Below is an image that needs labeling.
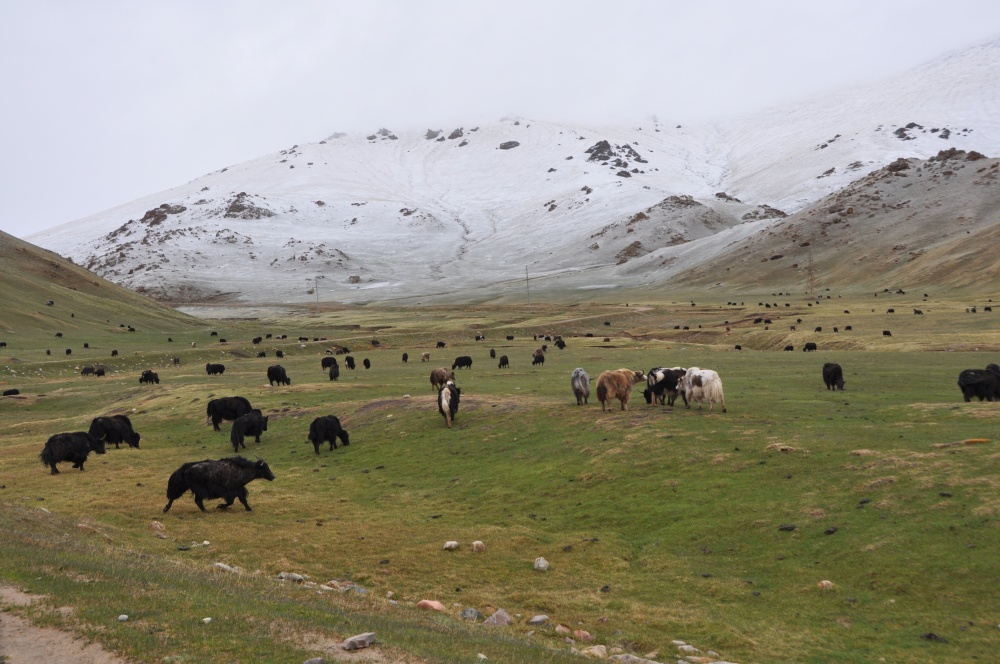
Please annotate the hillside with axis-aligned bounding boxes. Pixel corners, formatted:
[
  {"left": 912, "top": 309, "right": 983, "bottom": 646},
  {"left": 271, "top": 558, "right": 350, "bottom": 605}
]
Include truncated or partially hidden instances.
[
  {"left": 27, "top": 38, "right": 1000, "bottom": 305},
  {"left": 0, "top": 230, "right": 200, "bottom": 337}
]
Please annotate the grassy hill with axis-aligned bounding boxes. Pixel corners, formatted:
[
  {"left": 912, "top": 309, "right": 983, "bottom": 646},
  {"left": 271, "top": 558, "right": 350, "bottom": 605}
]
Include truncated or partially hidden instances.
[{"left": 1, "top": 294, "right": 998, "bottom": 662}]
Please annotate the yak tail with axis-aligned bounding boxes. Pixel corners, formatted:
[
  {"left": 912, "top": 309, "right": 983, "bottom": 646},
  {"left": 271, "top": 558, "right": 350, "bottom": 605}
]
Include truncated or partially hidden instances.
[
  {"left": 165, "top": 465, "right": 192, "bottom": 501},
  {"left": 596, "top": 383, "right": 609, "bottom": 404},
  {"left": 39, "top": 447, "right": 53, "bottom": 467},
  {"left": 230, "top": 425, "right": 242, "bottom": 448}
]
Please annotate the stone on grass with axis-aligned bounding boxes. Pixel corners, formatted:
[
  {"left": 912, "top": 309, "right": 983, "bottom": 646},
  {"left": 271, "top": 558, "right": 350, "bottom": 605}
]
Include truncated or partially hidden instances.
[
  {"left": 472, "top": 540, "right": 486, "bottom": 552},
  {"left": 277, "top": 571, "right": 305, "bottom": 582},
  {"left": 202, "top": 617, "right": 212, "bottom": 624},
  {"left": 444, "top": 540, "right": 460, "bottom": 550},
  {"left": 610, "top": 656, "right": 662, "bottom": 664},
  {"left": 534, "top": 557, "right": 550, "bottom": 571},
  {"left": 460, "top": 607, "right": 483, "bottom": 622},
  {"left": 555, "top": 624, "right": 572, "bottom": 635},
  {"left": 212, "top": 562, "right": 239, "bottom": 574},
  {"left": 303, "top": 659, "right": 326, "bottom": 664},
  {"left": 417, "top": 599, "right": 445, "bottom": 611},
  {"left": 818, "top": 579, "right": 835, "bottom": 590},
  {"left": 483, "top": 608, "right": 511, "bottom": 626},
  {"left": 678, "top": 644, "right": 701, "bottom": 654},
  {"left": 528, "top": 614, "right": 549, "bottom": 625},
  {"left": 341, "top": 632, "right": 377, "bottom": 650},
  {"left": 581, "top": 645, "right": 608, "bottom": 658},
  {"left": 574, "top": 629, "right": 593, "bottom": 642},
  {"left": 117, "top": 614, "right": 128, "bottom": 622}
]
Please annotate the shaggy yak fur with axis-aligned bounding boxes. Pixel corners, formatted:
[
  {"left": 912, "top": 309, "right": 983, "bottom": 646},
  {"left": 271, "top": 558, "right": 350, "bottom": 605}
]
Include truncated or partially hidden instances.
[
  {"left": 498, "top": 355, "right": 509, "bottom": 369},
  {"left": 328, "top": 361, "right": 340, "bottom": 381},
  {"left": 307, "top": 415, "right": 350, "bottom": 454},
  {"left": 823, "top": 363, "right": 845, "bottom": 391},
  {"left": 139, "top": 370, "right": 159, "bottom": 384},
  {"left": 595, "top": 368, "right": 646, "bottom": 411},
  {"left": 231, "top": 409, "right": 268, "bottom": 452},
  {"left": 430, "top": 367, "right": 455, "bottom": 390},
  {"left": 163, "top": 456, "right": 275, "bottom": 513},
  {"left": 207, "top": 396, "right": 253, "bottom": 431},
  {"left": 679, "top": 367, "right": 727, "bottom": 413},
  {"left": 40, "top": 432, "right": 106, "bottom": 474},
  {"left": 643, "top": 367, "right": 687, "bottom": 407},
  {"left": 205, "top": 362, "right": 226, "bottom": 375},
  {"left": 957, "top": 364, "right": 1000, "bottom": 402},
  {"left": 88, "top": 414, "right": 141, "bottom": 449},
  {"left": 570, "top": 368, "right": 590, "bottom": 405},
  {"left": 438, "top": 380, "right": 460, "bottom": 428},
  {"left": 267, "top": 365, "right": 291, "bottom": 386}
]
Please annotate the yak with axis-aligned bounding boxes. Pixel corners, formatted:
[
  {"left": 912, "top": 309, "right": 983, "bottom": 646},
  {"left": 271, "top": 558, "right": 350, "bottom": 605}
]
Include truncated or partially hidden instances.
[
  {"left": 207, "top": 396, "right": 253, "bottom": 431},
  {"left": 231, "top": 409, "right": 268, "bottom": 452},
  {"left": 206, "top": 362, "right": 226, "bottom": 376},
  {"left": 139, "top": 370, "right": 159, "bottom": 384},
  {"left": 328, "top": 360, "right": 340, "bottom": 381},
  {"left": 321, "top": 356, "right": 336, "bottom": 369},
  {"left": 267, "top": 365, "right": 291, "bottom": 386},
  {"left": 678, "top": 367, "right": 727, "bottom": 413},
  {"left": 570, "top": 368, "right": 590, "bottom": 405},
  {"left": 958, "top": 364, "right": 1000, "bottom": 402},
  {"left": 643, "top": 367, "right": 687, "bottom": 407},
  {"left": 88, "top": 415, "right": 141, "bottom": 449},
  {"left": 345, "top": 356, "right": 356, "bottom": 370},
  {"left": 40, "top": 431, "right": 106, "bottom": 474},
  {"left": 402, "top": 352, "right": 409, "bottom": 363},
  {"left": 307, "top": 415, "right": 350, "bottom": 454},
  {"left": 596, "top": 368, "right": 646, "bottom": 411},
  {"left": 3, "top": 388, "right": 20, "bottom": 396},
  {"left": 532, "top": 349, "right": 545, "bottom": 366},
  {"left": 452, "top": 356, "right": 473, "bottom": 370},
  {"left": 430, "top": 367, "right": 455, "bottom": 390},
  {"left": 498, "top": 355, "right": 509, "bottom": 369},
  {"left": 163, "top": 456, "right": 275, "bottom": 513},
  {"left": 363, "top": 358, "right": 371, "bottom": 370},
  {"left": 823, "top": 363, "right": 845, "bottom": 391},
  {"left": 803, "top": 342, "right": 818, "bottom": 352},
  {"left": 438, "top": 380, "right": 460, "bottom": 428}
]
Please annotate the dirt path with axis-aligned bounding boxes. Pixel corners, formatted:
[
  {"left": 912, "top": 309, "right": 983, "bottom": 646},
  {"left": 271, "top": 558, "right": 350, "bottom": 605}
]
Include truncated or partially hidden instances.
[{"left": 0, "top": 586, "right": 130, "bottom": 664}]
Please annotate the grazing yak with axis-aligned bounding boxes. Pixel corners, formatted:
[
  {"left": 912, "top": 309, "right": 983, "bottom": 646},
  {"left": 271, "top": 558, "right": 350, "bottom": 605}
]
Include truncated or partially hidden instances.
[
  {"left": 328, "top": 360, "right": 340, "bottom": 381},
  {"left": 363, "top": 358, "right": 371, "bottom": 370},
  {"left": 532, "top": 349, "right": 545, "bottom": 366},
  {"left": 231, "top": 409, "right": 268, "bottom": 452},
  {"left": 506, "top": 335, "right": 514, "bottom": 341},
  {"left": 823, "top": 363, "right": 846, "bottom": 391},
  {"left": 40, "top": 432, "right": 106, "bottom": 474},
  {"left": 139, "top": 370, "right": 159, "bottom": 384},
  {"left": 88, "top": 415, "right": 141, "bottom": 449},
  {"left": 490, "top": 348, "right": 496, "bottom": 359},
  {"left": 438, "top": 380, "right": 460, "bottom": 428},
  {"left": 803, "top": 342, "right": 818, "bottom": 352},
  {"left": 307, "top": 415, "right": 350, "bottom": 454},
  {"left": 643, "top": 367, "right": 687, "bottom": 407},
  {"left": 275, "top": 350, "right": 284, "bottom": 359},
  {"left": 206, "top": 362, "right": 226, "bottom": 375},
  {"left": 402, "top": 352, "right": 409, "bottom": 363},
  {"left": 883, "top": 330, "right": 892, "bottom": 337},
  {"left": 430, "top": 367, "right": 455, "bottom": 390},
  {"left": 596, "top": 368, "right": 646, "bottom": 411},
  {"left": 957, "top": 364, "right": 1000, "bottom": 402},
  {"left": 345, "top": 356, "right": 356, "bottom": 370},
  {"left": 3, "top": 388, "right": 20, "bottom": 396},
  {"left": 321, "top": 356, "right": 336, "bottom": 369},
  {"left": 498, "top": 355, "right": 509, "bottom": 369},
  {"left": 267, "top": 365, "right": 291, "bottom": 386},
  {"left": 678, "top": 367, "right": 727, "bottom": 413},
  {"left": 421, "top": 352, "right": 430, "bottom": 362},
  {"left": 452, "top": 356, "right": 473, "bottom": 370},
  {"left": 81, "top": 366, "right": 96, "bottom": 376},
  {"left": 163, "top": 456, "right": 275, "bottom": 513},
  {"left": 207, "top": 396, "right": 254, "bottom": 431},
  {"left": 570, "top": 368, "right": 590, "bottom": 405},
  {"left": 436, "top": 341, "right": 446, "bottom": 348}
]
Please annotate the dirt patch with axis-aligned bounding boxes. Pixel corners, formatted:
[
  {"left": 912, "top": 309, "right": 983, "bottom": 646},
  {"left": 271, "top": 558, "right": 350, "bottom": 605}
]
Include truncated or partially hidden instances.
[{"left": 0, "top": 585, "right": 129, "bottom": 664}]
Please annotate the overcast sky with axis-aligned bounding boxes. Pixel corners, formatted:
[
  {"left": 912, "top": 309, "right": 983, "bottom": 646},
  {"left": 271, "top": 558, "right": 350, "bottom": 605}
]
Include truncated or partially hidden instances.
[{"left": 1, "top": 0, "right": 998, "bottom": 239}]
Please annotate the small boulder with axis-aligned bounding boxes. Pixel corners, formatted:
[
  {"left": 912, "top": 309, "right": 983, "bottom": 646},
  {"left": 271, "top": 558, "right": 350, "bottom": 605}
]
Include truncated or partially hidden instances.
[
  {"left": 574, "top": 629, "right": 593, "bottom": 642},
  {"left": 483, "top": 608, "right": 511, "bottom": 626},
  {"left": 443, "top": 540, "right": 460, "bottom": 551},
  {"left": 472, "top": 540, "right": 486, "bottom": 552},
  {"left": 581, "top": 645, "right": 607, "bottom": 658},
  {"left": 528, "top": 614, "right": 549, "bottom": 625},
  {"left": 417, "top": 599, "right": 445, "bottom": 611},
  {"left": 341, "top": 632, "right": 377, "bottom": 651},
  {"left": 460, "top": 607, "right": 483, "bottom": 622},
  {"left": 555, "top": 624, "right": 572, "bottom": 635},
  {"left": 534, "top": 557, "right": 550, "bottom": 571}
]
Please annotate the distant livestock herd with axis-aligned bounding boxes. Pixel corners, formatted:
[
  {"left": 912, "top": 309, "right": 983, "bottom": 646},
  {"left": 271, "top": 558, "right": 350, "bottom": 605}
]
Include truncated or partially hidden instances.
[{"left": 9, "top": 325, "right": 997, "bottom": 518}]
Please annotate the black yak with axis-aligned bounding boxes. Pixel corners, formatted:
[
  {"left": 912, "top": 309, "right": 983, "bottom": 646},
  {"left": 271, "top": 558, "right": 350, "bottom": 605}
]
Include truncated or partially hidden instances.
[
  {"left": 957, "top": 364, "right": 1000, "bottom": 402},
  {"left": 207, "top": 396, "right": 253, "bottom": 431},
  {"left": 490, "top": 348, "right": 496, "bottom": 359},
  {"left": 231, "top": 409, "right": 268, "bottom": 452},
  {"left": 823, "top": 363, "right": 845, "bottom": 391},
  {"left": 345, "top": 356, "right": 356, "bottom": 370},
  {"left": 363, "top": 358, "right": 371, "bottom": 369},
  {"left": 162, "top": 456, "right": 275, "bottom": 513},
  {"left": 40, "top": 432, "right": 106, "bottom": 474},
  {"left": 275, "top": 350, "right": 284, "bottom": 358},
  {"left": 139, "top": 370, "right": 159, "bottom": 384},
  {"left": 266, "top": 365, "right": 290, "bottom": 386},
  {"left": 438, "top": 380, "right": 460, "bottom": 428},
  {"left": 3, "top": 388, "right": 20, "bottom": 396},
  {"left": 532, "top": 349, "right": 545, "bottom": 366},
  {"left": 307, "top": 415, "right": 350, "bottom": 454},
  {"left": 452, "top": 356, "right": 473, "bottom": 370},
  {"left": 328, "top": 360, "right": 340, "bottom": 381},
  {"left": 803, "top": 342, "right": 818, "bottom": 352},
  {"left": 643, "top": 367, "right": 687, "bottom": 407},
  {"left": 402, "top": 352, "right": 409, "bottom": 363},
  {"left": 498, "top": 355, "right": 509, "bottom": 369},
  {"left": 321, "top": 356, "right": 336, "bottom": 369},
  {"left": 206, "top": 362, "right": 226, "bottom": 376},
  {"left": 88, "top": 415, "right": 141, "bottom": 449}
]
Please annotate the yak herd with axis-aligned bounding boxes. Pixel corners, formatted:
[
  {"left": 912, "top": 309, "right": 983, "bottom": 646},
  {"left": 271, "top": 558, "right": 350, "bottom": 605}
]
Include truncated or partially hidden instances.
[{"left": 21, "top": 320, "right": 1000, "bottom": 516}]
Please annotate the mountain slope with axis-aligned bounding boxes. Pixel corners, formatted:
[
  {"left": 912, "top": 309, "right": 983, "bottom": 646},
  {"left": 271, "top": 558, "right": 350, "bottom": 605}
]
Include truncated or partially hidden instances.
[{"left": 27, "top": 38, "right": 1000, "bottom": 304}]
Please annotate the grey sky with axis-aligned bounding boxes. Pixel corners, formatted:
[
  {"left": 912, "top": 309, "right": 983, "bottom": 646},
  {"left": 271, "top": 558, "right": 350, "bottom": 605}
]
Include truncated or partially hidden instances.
[{"left": 1, "top": 0, "right": 998, "bottom": 239}]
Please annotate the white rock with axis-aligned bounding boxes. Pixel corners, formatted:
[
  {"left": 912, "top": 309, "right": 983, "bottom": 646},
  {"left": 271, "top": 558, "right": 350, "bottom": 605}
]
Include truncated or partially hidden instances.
[
  {"left": 202, "top": 617, "right": 212, "bottom": 624},
  {"left": 472, "top": 540, "right": 486, "bottom": 552},
  {"left": 678, "top": 644, "right": 701, "bottom": 654},
  {"left": 117, "top": 615, "right": 128, "bottom": 622},
  {"left": 443, "top": 540, "right": 460, "bottom": 550},
  {"left": 534, "top": 557, "right": 550, "bottom": 571}
]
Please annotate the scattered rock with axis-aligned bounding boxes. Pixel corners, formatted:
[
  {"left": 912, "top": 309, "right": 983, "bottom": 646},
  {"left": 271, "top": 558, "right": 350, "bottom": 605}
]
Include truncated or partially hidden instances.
[
  {"left": 678, "top": 644, "right": 701, "bottom": 654},
  {"left": 499, "top": 141, "right": 520, "bottom": 150},
  {"left": 117, "top": 614, "right": 129, "bottom": 622},
  {"left": 555, "top": 624, "right": 572, "bottom": 635},
  {"left": 581, "top": 645, "right": 607, "bottom": 658},
  {"left": 818, "top": 580, "right": 835, "bottom": 590},
  {"left": 610, "top": 655, "right": 661, "bottom": 663},
  {"left": 460, "top": 607, "right": 483, "bottom": 622},
  {"left": 212, "top": 562, "right": 239, "bottom": 574},
  {"left": 778, "top": 524, "right": 796, "bottom": 531},
  {"left": 202, "top": 617, "right": 212, "bottom": 624},
  {"left": 417, "top": 599, "right": 445, "bottom": 611},
  {"left": 534, "top": 557, "right": 550, "bottom": 571},
  {"left": 483, "top": 608, "right": 511, "bottom": 626},
  {"left": 277, "top": 572, "right": 305, "bottom": 582},
  {"left": 573, "top": 629, "right": 593, "bottom": 642},
  {"left": 443, "top": 541, "right": 460, "bottom": 551},
  {"left": 472, "top": 540, "right": 486, "bottom": 552},
  {"left": 528, "top": 614, "right": 549, "bottom": 625},
  {"left": 341, "top": 632, "right": 377, "bottom": 650}
]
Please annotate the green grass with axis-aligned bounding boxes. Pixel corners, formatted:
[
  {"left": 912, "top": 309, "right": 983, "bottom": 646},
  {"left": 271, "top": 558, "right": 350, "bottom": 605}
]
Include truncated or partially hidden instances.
[{"left": 1, "top": 291, "right": 998, "bottom": 663}]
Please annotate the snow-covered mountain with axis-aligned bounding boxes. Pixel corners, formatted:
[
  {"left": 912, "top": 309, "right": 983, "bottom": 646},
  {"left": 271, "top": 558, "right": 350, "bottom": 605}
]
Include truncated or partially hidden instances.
[{"left": 29, "top": 38, "right": 1000, "bottom": 304}]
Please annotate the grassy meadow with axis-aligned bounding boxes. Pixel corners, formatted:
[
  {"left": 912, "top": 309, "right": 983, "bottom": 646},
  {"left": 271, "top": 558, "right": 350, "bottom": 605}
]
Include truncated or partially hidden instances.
[{"left": 1, "top": 290, "right": 999, "bottom": 663}]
